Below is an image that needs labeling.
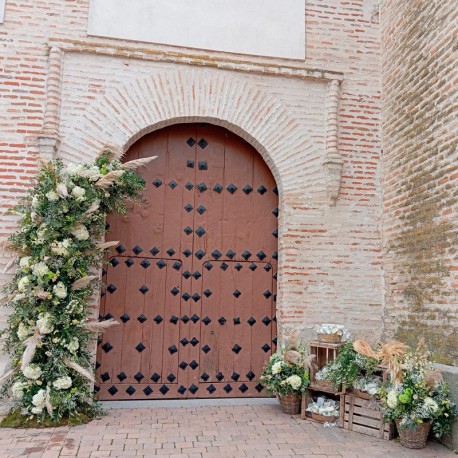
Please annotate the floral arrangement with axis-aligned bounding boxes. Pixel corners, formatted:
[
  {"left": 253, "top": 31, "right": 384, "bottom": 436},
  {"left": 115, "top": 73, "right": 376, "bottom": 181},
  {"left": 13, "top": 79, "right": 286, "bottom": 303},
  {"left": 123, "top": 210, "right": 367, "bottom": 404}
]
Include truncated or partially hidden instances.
[
  {"left": 323, "top": 340, "right": 379, "bottom": 389},
  {"left": 260, "top": 337, "right": 311, "bottom": 397},
  {"left": 314, "top": 323, "right": 345, "bottom": 336},
  {"left": 352, "top": 375, "right": 381, "bottom": 396},
  {"left": 0, "top": 148, "right": 153, "bottom": 424},
  {"left": 314, "top": 366, "right": 331, "bottom": 382},
  {"left": 378, "top": 340, "right": 457, "bottom": 439},
  {"left": 306, "top": 396, "right": 339, "bottom": 418}
]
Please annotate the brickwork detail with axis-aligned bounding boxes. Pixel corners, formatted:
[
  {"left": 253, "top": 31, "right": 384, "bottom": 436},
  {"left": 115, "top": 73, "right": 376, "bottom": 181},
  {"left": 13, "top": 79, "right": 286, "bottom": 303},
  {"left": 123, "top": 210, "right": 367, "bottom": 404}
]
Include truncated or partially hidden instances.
[
  {"left": 324, "top": 79, "right": 344, "bottom": 206},
  {"left": 381, "top": 0, "right": 458, "bottom": 364}
]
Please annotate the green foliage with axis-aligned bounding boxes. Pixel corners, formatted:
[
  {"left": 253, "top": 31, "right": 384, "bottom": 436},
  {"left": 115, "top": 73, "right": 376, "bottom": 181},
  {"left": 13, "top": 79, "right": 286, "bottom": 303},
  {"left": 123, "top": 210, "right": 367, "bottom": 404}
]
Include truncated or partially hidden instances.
[
  {"left": 324, "top": 341, "right": 379, "bottom": 389},
  {"left": 378, "top": 353, "right": 457, "bottom": 439},
  {"left": 0, "top": 153, "right": 145, "bottom": 425}
]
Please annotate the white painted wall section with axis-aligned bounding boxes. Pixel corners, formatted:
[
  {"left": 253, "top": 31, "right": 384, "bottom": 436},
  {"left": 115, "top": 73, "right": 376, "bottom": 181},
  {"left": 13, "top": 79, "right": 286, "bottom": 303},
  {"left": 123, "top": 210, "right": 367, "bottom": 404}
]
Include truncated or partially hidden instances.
[{"left": 87, "top": 0, "right": 305, "bottom": 60}]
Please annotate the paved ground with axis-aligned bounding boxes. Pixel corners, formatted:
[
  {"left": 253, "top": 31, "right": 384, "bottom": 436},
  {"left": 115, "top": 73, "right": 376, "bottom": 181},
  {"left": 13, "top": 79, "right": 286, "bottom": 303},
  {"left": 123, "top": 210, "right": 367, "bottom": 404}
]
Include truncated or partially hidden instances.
[{"left": 0, "top": 401, "right": 454, "bottom": 458}]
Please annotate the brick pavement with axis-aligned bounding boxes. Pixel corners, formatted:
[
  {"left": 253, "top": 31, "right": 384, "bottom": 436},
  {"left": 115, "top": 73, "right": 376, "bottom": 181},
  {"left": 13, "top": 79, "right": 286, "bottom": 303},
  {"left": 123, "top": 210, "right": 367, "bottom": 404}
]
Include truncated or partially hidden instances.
[{"left": 0, "top": 402, "right": 454, "bottom": 458}]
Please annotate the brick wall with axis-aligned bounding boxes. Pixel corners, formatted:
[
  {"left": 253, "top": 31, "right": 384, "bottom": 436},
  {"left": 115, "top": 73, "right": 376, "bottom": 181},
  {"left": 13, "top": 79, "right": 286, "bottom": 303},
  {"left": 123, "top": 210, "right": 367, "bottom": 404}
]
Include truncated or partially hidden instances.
[
  {"left": 0, "top": 0, "right": 383, "bottom": 385},
  {"left": 381, "top": 0, "right": 458, "bottom": 364}
]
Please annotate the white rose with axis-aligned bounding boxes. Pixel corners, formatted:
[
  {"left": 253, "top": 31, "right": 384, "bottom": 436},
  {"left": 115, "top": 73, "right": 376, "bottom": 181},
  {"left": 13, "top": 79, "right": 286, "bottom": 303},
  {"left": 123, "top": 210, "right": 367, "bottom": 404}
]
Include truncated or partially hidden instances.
[
  {"left": 71, "top": 186, "right": 86, "bottom": 201},
  {"left": 71, "top": 224, "right": 89, "bottom": 241},
  {"left": 36, "top": 312, "right": 54, "bottom": 334},
  {"left": 53, "top": 281, "right": 67, "bottom": 299},
  {"left": 31, "top": 261, "right": 49, "bottom": 277},
  {"left": 56, "top": 183, "right": 68, "bottom": 198},
  {"left": 46, "top": 190, "right": 59, "bottom": 201},
  {"left": 53, "top": 376, "right": 72, "bottom": 390},
  {"left": 31, "top": 406, "right": 43, "bottom": 414},
  {"left": 19, "top": 256, "right": 31, "bottom": 271},
  {"left": 11, "top": 381, "right": 27, "bottom": 400},
  {"left": 17, "top": 276, "right": 30, "bottom": 292},
  {"left": 17, "top": 322, "right": 30, "bottom": 340},
  {"left": 23, "top": 364, "right": 42, "bottom": 380}
]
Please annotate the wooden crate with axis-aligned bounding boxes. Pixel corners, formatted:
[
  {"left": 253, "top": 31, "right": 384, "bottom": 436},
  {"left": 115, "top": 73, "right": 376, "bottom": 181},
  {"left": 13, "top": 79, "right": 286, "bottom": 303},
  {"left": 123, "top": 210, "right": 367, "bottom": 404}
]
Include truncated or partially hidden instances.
[
  {"left": 309, "top": 340, "right": 344, "bottom": 384},
  {"left": 341, "top": 394, "right": 395, "bottom": 440}
]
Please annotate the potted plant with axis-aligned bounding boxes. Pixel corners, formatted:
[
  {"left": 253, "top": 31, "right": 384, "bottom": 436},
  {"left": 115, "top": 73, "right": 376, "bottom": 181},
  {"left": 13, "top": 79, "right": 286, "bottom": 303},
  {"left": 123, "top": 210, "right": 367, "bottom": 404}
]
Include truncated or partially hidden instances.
[
  {"left": 378, "top": 340, "right": 457, "bottom": 449},
  {"left": 260, "top": 343, "right": 310, "bottom": 414}
]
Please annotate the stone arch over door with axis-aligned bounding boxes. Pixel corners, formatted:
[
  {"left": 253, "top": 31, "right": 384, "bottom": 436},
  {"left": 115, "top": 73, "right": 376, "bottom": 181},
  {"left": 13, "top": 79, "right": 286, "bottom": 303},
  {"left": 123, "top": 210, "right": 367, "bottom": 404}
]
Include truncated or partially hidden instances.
[
  {"left": 59, "top": 69, "right": 316, "bottom": 195},
  {"left": 96, "top": 123, "right": 279, "bottom": 399}
]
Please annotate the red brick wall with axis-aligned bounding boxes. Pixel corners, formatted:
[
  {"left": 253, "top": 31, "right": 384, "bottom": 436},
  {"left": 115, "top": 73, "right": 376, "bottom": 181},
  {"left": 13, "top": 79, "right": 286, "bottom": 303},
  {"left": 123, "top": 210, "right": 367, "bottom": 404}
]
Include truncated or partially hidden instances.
[
  {"left": 381, "top": 0, "right": 458, "bottom": 363},
  {"left": 0, "top": 0, "right": 383, "bottom": 371}
]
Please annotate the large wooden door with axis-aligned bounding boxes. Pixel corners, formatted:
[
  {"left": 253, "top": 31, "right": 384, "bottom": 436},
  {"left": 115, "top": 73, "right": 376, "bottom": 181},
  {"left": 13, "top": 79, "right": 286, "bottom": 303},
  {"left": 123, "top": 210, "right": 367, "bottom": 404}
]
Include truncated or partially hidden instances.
[{"left": 96, "top": 124, "right": 278, "bottom": 399}]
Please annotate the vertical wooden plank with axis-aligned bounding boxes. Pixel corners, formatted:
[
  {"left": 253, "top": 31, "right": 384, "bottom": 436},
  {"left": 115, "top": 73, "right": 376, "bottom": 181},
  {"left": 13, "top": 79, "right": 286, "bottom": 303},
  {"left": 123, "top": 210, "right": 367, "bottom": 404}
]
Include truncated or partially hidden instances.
[
  {"left": 119, "top": 261, "right": 147, "bottom": 388},
  {"left": 164, "top": 124, "right": 197, "bottom": 396},
  {"left": 97, "top": 259, "right": 127, "bottom": 395}
]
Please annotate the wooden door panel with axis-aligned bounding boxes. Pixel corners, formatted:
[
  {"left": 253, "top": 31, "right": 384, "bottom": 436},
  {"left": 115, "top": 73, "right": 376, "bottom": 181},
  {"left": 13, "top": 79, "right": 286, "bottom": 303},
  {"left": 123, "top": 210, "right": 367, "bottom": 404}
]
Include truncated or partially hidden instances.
[
  {"left": 97, "top": 123, "right": 278, "bottom": 400},
  {"left": 96, "top": 258, "right": 182, "bottom": 399}
]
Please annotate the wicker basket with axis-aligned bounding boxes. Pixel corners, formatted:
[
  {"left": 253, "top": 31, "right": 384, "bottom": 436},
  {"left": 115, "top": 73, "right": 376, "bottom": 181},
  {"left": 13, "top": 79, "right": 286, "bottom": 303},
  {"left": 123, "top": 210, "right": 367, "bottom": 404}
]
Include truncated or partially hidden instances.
[
  {"left": 317, "top": 333, "right": 342, "bottom": 343},
  {"left": 311, "top": 412, "right": 338, "bottom": 423},
  {"left": 395, "top": 419, "right": 430, "bottom": 449},
  {"left": 278, "top": 394, "right": 301, "bottom": 414}
]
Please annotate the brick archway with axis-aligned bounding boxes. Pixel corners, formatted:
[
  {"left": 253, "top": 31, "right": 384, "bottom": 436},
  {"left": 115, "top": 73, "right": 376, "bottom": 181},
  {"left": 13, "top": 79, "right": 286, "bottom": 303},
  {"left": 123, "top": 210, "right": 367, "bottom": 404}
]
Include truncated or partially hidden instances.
[{"left": 58, "top": 69, "right": 315, "bottom": 197}]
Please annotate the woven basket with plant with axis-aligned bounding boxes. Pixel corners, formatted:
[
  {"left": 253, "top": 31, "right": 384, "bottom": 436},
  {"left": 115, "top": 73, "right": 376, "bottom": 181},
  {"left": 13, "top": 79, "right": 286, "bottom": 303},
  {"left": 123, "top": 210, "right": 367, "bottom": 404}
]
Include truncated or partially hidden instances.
[{"left": 260, "top": 334, "right": 312, "bottom": 415}]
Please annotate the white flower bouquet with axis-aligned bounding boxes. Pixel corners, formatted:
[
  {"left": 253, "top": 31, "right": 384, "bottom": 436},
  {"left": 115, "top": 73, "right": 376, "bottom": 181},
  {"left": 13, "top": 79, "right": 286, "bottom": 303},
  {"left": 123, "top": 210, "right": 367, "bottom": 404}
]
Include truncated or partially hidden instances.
[
  {"left": 315, "top": 323, "right": 348, "bottom": 343},
  {"left": 306, "top": 396, "right": 339, "bottom": 422}
]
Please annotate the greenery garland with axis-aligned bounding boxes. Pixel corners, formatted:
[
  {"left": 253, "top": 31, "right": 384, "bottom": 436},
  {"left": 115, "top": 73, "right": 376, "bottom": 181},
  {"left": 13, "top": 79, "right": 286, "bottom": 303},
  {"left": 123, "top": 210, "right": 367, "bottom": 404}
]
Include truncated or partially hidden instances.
[{"left": 0, "top": 150, "right": 152, "bottom": 425}]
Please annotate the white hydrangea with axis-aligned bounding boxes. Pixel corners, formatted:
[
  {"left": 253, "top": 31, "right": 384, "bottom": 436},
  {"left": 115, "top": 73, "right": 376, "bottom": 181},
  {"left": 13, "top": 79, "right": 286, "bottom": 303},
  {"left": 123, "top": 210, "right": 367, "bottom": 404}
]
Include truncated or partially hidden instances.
[
  {"left": 272, "top": 362, "right": 283, "bottom": 375},
  {"left": 45, "top": 190, "right": 59, "bottom": 201},
  {"left": 53, "top": 281, "right": 67, "bottom": 299},
  {"left": 31, "top": 389, "right": 46, "bottom": 413},
  {"left": 11, "top": 381, "right": 27, "bottom": 400},
  {"left": 80, "top": 165, "right": 100, "bottom": 182},
  {"left": 17, "top": 322, "right": 30, "bottom": 340},
  {"left": 424, "top": 397, "right": 438, "bottom": 413},
  {"left": 387, "top": 389, "right": 398, "bottom": 409},
  {"left": 66, "top": 163, "right": 84, "bottom": 176},
  {"left": 36, "top": 312, "right": 54, "bottom": 335},
  {"left": 23, "top": 364, "right": 42, "bottom": 380},
  {"left": 71, "top": 186, "right": 86, "bottom": 201},
  {"left": 286, "top": 375, "right": 302, "bottom": 390},
  {"left": 31, "top": 261, "right": 49, "bottom": 278},
  {"left": 17, "top": 276, "right": 30, "bottom": 292},
  {"left": 71, "top": 224, "right": 89, "bottom": 241},
  {"left": 53, "top": 376, "right": 72, "bottom": 390},
  {"left": 67, "top": 337, "right": 79, "bottom": 353},
  {"left": 19, "top": 256, "right": 31, "bottom": 271}
]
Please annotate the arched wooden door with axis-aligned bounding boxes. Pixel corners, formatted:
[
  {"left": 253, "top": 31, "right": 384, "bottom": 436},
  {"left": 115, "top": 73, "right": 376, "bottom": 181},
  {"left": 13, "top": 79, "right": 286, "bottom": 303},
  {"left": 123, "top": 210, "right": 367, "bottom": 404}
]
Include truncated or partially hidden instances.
[{"left": 96, "top": 124, "right": 278, "bottom": 399}]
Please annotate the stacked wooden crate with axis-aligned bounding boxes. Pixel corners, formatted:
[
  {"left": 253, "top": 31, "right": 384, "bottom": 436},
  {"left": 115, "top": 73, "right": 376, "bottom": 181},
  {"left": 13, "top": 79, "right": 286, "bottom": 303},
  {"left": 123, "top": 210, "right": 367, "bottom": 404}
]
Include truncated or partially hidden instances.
[
  {"left": 301, "top": 341, "right": 395, "bottom": 440},
  {"left": 301, "top": 340, "right": 343, "bottom": 421}
]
